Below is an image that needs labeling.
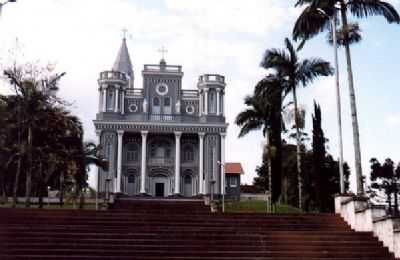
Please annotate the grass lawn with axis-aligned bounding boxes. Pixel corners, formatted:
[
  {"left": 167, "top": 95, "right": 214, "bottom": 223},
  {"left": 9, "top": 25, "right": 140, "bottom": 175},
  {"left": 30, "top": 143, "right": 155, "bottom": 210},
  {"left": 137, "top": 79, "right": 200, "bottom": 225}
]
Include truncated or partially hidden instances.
[{"left": 225, "top": 200, "right": 302, "bottom": 214}]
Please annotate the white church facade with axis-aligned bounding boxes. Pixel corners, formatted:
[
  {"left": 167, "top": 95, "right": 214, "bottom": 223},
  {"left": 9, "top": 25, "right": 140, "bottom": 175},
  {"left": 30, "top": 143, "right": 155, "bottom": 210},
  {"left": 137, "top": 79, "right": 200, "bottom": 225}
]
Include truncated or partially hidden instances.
[{"left": 93, "top": 38, "right": 228, "bottom": 197}]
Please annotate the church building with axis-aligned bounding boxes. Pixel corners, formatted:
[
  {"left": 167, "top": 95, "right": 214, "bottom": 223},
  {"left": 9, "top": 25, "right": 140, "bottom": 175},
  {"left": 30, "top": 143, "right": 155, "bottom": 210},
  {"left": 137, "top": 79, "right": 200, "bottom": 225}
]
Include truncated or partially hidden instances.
[{"left": 93, "top": 38, "right": 228, "bottom": 198}]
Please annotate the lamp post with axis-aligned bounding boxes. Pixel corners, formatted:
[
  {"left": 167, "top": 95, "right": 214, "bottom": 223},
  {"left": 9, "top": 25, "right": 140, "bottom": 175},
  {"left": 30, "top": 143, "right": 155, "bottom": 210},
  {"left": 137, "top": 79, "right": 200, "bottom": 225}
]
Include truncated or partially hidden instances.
[
  {"left": 317, "top": 7, "right": 345, "bottom": 194},
  {"left": 0, "top": 0, "right": 16, "bottom": 16},
  {"left": 217, "top": 161, "right": 225, "bottom": 213}
]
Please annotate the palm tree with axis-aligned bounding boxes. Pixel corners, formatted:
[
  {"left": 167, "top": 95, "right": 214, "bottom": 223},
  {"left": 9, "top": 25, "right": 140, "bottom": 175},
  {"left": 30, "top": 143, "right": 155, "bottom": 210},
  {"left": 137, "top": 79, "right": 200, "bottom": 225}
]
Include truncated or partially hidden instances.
[
  {"left": 236, "top": 75, "right": 285, "bottom": 203},
  {"left": 261, "top": 38, "right": 333, "bottom": 209},
  {"left": 293, "top": 0, "right": 400, "bottom": 195}
]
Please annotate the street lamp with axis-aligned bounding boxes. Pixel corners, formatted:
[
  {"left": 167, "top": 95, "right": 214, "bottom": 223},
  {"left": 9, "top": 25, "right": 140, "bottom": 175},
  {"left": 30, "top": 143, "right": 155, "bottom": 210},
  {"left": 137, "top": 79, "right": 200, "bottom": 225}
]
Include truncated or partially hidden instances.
[
  {"left": 0, "top": 0, "right": 16, "bottom": 16},
  {"left": 217, "top": 160, "right": 225, "bottom": 213},
  {"left": 317, "top": 7, "right": 345, "bottom": 194}
]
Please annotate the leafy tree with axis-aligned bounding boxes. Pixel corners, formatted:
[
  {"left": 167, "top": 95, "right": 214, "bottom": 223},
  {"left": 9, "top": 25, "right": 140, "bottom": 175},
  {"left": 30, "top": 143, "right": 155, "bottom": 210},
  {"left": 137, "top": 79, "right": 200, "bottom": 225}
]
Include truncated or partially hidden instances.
[
  {"left": 260, "top": 38, "right": 333, "bottom": 209},
  {"left": 370, "top": 158, "right": 400, "bottom": 216},
  {"left": 0, "top": 62, "right": 104, "bottom": 208},
  {"left": 293, "top": 0, "right": 400, "bottom": 195}
]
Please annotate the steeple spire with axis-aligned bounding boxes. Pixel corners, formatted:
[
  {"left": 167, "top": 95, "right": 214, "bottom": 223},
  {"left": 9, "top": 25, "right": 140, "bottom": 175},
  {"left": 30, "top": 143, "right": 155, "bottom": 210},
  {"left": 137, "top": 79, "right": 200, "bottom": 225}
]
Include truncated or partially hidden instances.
[{"left": 112, "top": 37, "right": 134, "bottom": 81}]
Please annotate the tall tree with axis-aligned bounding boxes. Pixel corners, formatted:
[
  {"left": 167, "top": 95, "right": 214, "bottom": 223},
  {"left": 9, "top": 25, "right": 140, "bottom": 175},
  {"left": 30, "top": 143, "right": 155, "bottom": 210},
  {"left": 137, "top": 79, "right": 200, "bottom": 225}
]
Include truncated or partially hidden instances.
[
  {"left": 260, "top": 38, "right": 333, "bottom": 209},
  {"left": 236, "top": 75, "right": 286, "bottom": 203},
  {"left": 312, "top": 101, "right": 328, "bottom": 211},
  {"left": 293, "top": 0, "right": 400, "bottom": 195}
]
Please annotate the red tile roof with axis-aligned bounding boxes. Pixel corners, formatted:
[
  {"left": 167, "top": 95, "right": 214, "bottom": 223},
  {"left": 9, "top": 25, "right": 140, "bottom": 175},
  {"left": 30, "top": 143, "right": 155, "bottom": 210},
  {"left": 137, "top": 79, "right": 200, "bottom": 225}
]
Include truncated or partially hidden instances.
[{"left": 224, "top": 162, "right": 244, "bottom": 175}]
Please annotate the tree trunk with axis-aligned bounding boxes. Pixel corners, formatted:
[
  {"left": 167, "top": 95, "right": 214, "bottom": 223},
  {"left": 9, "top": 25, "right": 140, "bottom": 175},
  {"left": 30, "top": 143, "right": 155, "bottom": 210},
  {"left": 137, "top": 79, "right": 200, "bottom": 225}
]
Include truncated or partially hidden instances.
[
  {"left": 79, "top": 188, "right": 85, "bottom": 209},
  {"left": 393, "top": 182, "right": 399, "bottom": 216},
  {"left": 282, "top": 176, "right": 288, "bottom": 204},
  {"left": 12, "top": 94, "right": 22, "bottom": 208},
  {"left": 59, "top": 173, "right": 64, "bottom": 208},
  {"left": 340, "top": 2, "right": 364, "bottom": 195},
  {"left": 331, "top": 14, "right": 345, "bottom": 194},
  {"left": 25, "top": 126, "right": 32, "bottom": 208},
  {"left": 269, "top": 89, "right": 282, "bottom": 204},
  {"left": 0, "top": 177, "right": 6, "bottom": 204},
  {"left": 38, "top": 161, "right": 43, "bottom": 209},
  {"left": 388, "top": 192, "right": 392, "bottom": 215},
  {"left": 12, "top": 156, "right": 21, "bottom": 208},
  {"left": 292, "top": 86, "right": 303, "bottom": 210},
  {"left": 264, "top": 131, "right": 273, "bottom": 210}
]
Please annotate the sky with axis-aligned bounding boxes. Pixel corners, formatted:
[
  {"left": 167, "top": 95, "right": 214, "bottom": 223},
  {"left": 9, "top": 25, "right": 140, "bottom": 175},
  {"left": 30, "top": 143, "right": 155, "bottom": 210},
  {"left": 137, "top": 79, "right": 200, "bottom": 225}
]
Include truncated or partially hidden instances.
[{"left": 0, "top": 0, "right": 399, "bottom": 192}]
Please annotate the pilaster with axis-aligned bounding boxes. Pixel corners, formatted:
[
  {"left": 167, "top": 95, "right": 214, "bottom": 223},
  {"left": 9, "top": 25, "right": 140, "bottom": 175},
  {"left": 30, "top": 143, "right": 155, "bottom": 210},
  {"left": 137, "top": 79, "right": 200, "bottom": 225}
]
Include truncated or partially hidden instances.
[
  {"left": 174, "top": 131, "right": 182, "bottom": 194},
  {"left": 220, "top": 132, "right": 226, "bottom": 195},
  {"left": 116, "top": 130, "right": 124, "bottom": 193},
  {"left": 115, "top": 87, "right": 120, "bottom": 113},
  {"left": 198, "top": 132, "right": 205, "bottom": 195},
  {"left": 102, "top": 88, "right": 107, "bottom": 112},
  {"left": 204, "top": 88, "right": 209, "bottom": 115},
  {"left": 216, "top": 88, "right": 221, "bottom": 115},
  {"left": 140, "top": 130, "right": 148, "bottom": 194}
]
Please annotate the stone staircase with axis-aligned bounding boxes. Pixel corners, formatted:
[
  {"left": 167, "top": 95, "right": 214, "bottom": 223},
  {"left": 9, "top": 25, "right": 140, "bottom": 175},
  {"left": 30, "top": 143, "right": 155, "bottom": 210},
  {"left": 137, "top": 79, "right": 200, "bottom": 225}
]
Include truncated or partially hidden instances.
[{"left": 0, "top": 199, "right": 397, "bottom": 260}]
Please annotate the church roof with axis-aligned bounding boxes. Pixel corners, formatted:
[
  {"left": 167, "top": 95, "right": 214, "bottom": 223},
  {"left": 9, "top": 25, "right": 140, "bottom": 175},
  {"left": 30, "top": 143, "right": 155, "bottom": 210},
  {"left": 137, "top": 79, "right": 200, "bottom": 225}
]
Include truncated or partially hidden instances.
[
  {"left": 225, "top": 162, "right": 244, "bottom": 175},
  {"left": 112, "top": 38, "right": 133, "bottom": 78}
]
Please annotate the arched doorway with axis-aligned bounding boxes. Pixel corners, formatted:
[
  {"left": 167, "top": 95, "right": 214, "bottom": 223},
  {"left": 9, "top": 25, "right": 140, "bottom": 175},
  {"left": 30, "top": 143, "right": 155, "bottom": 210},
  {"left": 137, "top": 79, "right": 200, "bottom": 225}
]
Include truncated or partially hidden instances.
[
  {"left": 126, "top": 169, "right": 137, "bottom": 196},
  {"left": 183, "top": 174, "right": 192, "bottom": 197},
  {"left": 150, "top": 173, "right": 170, "bottom": 197}
]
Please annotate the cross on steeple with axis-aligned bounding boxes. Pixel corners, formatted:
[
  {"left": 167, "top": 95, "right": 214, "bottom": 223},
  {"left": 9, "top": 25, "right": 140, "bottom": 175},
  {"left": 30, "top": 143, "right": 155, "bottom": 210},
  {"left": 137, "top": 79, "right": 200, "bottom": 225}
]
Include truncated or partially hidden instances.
[
  {"left": 122, "top": 28, "right": 128, "bottom": 39},
  {"left": 158, "top": 46, "right": 168, "bottom": 60}
]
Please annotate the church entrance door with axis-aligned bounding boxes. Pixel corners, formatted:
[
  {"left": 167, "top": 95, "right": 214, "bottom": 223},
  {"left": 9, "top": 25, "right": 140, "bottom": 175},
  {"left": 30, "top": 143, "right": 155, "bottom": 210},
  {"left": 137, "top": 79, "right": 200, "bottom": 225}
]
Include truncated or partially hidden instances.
[
  {"left": 155, "top": 183, "right": 164, "bottom": 197},
  {"left": 183, "top": 175, "right": 192, "bottom": 197}
]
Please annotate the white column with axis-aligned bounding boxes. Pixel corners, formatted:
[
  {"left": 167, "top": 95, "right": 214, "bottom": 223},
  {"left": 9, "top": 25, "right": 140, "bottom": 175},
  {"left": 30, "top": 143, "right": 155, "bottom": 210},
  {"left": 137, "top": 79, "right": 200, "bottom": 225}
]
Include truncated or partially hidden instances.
[
  {"left": 115, "top": 87, "right": 119, "bottom": 112},
  {"left": 199, "top": 90, "right": 203, "bottom": 116},
  {"left": 102, "top": 88, "right": 107, "bottom": 112},
  {"left": 199, "top": 132, "right": 205, "bottom": 194},
  {"left": 95, "top": 130, "right": 101, "bottom": 210},
  {"left": 98, "top": 89, "right": 102, "bottom": 112},
  {"left": 174, "top": 131, "right": 182, "bottom": 195},
  {"left": 116, "top": 130, "right": 123, "bottom": 193},
  {"left": 220, "top": 133, "right": 226, "bottom": 196},
  {"left": 204, "top": 88, "right": 209, "bottom": 115},
  {"left": 121, "top": 90, "right": 125, "bottom": 115},
  {"left": 140, "top": 131, "right": 148, "bottom": 194},
  {"left": 216, "top": 89, "right": 221, "bottom": 115},
  {"left": 221, "top": 91, "right": 224, "bottom": 116}
]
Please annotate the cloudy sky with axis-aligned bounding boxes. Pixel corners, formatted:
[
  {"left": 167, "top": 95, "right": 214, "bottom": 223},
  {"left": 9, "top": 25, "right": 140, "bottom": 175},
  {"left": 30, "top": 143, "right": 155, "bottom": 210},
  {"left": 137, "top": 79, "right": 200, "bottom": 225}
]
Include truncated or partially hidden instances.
[{"left": 0, "top": 0, "right": 399, "bottom": 191}]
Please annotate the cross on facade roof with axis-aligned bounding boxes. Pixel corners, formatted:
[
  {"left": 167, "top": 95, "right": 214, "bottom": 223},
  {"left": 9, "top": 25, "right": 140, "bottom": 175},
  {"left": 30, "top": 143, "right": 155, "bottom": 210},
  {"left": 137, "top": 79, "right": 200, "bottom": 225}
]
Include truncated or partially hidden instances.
[{"left": 158, "top": 46, "right": 168, "bottom": 60}]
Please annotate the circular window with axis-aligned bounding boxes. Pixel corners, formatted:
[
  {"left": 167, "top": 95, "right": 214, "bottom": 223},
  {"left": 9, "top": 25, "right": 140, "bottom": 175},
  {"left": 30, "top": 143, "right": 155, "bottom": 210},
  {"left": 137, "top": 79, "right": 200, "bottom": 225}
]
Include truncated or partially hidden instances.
[
  {"left": 186, "top": 105, "right": 195, "bottom": 114},
  {"left": 128, "top": 103, "right": 138, "bottom": 112},
  {"left": 156, "top": 83, "right": 168, "bottom": 96}
]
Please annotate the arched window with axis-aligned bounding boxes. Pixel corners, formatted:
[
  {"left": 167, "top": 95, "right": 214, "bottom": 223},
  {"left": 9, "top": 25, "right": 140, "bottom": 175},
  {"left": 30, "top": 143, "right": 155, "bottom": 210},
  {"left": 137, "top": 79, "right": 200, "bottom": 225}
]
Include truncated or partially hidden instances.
[
  {"left": 106, "top": 142, "right": 112, "bottom": 159},
  {"left": 106, "top": 87, "right": 115, "bottom": 111},
  {"left": 127, "top": 169, "right": 137, "bottom": 183},
  {"left": 126, "top": 143, "right": 139, "bottom": 162},
  {"left": 153, "top": 97, "right": 160, "bottom": 114},
  {"left": 164, "top": 97, "right": 170, "bottom": 106},
  {"left": 153, "top": 97, "right": 160, "bottom": 106},
  {"left": 163, "top": 97, "right": 171, "bottom": 114},
  {"left": 183, "top": 145, "right": 194, "bottom": 162},
  {"left": 150, "top": 140, "right": 171, "bottom": 158}
]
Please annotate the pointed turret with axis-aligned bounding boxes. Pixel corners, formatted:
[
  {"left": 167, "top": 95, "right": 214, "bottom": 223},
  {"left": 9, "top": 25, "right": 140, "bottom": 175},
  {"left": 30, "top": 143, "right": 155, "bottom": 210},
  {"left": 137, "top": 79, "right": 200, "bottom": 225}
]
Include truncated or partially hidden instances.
[{"left": 113, "top": 37, "right": 134, "bottom": 87}]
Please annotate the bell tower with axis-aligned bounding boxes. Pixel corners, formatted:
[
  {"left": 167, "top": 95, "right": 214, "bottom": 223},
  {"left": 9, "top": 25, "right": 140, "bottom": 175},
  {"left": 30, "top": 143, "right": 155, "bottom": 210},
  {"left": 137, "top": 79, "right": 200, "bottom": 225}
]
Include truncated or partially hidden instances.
[{"left": 97, "top": 37, "right": 133, "bottom": 114}]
